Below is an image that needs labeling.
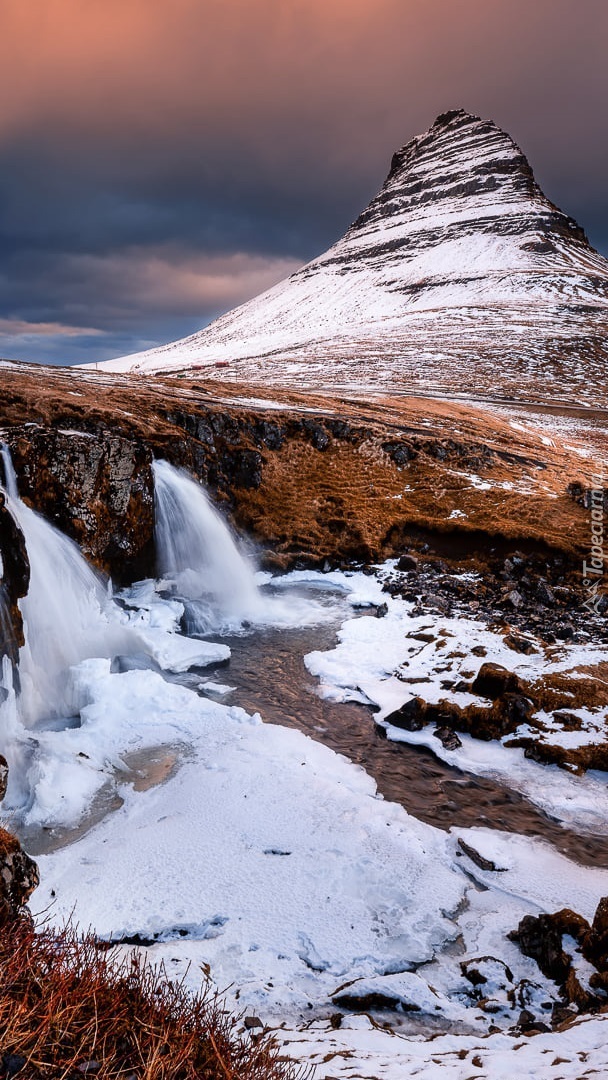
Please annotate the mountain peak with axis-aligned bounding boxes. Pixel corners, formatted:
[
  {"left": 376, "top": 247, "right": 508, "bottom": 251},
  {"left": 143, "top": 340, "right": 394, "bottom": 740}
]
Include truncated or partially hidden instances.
[
  {"left": 99, "top": 111, "right": 608, "bottom": 407},
  {"left": 352, "top": 109, "right": 541, "bottom": 236}
]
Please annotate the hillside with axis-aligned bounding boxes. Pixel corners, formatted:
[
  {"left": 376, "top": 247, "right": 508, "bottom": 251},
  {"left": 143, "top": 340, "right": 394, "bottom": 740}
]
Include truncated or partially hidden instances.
[{"left": 99, "top": 110, "right": 608, "bottom": 406}]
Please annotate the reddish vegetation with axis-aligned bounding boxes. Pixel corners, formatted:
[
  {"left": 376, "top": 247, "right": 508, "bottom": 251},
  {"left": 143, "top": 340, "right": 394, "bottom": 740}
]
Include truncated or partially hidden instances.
[
  {"left": 0, "top": 918, "right": 305, "bottom": 1080},
  {"left": 0, "top": 363, "right": 599, "bottom": 577}
]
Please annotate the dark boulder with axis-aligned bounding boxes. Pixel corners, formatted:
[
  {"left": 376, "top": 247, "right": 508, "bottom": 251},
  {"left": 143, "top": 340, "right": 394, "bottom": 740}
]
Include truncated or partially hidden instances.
[{"left": 471, "top": 663, "right": 526, "bottom": 700}]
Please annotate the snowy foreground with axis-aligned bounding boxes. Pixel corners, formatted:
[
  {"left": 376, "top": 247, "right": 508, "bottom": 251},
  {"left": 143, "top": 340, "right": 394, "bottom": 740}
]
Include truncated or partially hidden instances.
[{"left": 12, "top": 567, "right": 608, "bottom": 1078}]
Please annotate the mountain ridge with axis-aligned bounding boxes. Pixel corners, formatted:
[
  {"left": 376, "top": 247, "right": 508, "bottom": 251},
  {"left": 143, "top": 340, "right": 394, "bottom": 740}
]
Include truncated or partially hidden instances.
[{"left": 98, "top": 110, "right": 608, "bottom": 405}]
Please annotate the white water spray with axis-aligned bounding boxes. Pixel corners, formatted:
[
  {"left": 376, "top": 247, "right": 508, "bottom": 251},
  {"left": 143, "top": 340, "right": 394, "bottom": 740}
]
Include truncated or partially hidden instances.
[
  {"left": 0, "top": 445, "right": 131, "bottom": 729},
  {"left": 153, "top": 459, "right": 262, "bottom": 632},
  {"left": 152, "top": 459, "right": 335, "bottom": 633}
]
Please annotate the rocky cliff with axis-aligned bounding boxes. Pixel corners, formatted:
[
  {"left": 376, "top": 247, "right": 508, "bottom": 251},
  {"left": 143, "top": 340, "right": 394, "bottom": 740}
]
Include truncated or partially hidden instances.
[
  {"left": 0, "top": 362, "right": 598, "bottom": 585},
  {"left": 99, "top": 110, "right": 608, "bottom": 407}
]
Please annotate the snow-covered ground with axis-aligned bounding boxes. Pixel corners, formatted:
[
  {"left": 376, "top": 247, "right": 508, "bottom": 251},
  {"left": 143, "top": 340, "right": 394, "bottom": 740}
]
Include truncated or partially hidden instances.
[{"left": 5, "top": 564, "right": 604, "bottom": 1077}]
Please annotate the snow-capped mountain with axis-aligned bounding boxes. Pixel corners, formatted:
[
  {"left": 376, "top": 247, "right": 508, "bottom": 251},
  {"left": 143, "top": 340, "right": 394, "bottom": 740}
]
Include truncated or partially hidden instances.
[{"left": 100, "top": 110, "right": 608, "bottom": 404}]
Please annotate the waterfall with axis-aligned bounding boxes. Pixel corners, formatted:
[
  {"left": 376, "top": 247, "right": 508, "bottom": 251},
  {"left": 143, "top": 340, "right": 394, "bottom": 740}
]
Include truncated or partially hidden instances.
[
  {"left": 0, "top": 445, "right": 131, "bottom": 729},
  {"left": 153, "top": 460, "right": 262, "bottom": 633},
  {"left": 0, "top": 444, "right": 18, "bottom": 499}
]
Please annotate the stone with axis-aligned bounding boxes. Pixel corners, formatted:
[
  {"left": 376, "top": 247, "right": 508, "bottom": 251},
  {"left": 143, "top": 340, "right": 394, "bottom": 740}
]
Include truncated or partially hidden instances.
[
  {"left": 591, "top": 896, "right": 608, "bottom": 954},
  {"left": 471, "top": 663, "right": 526, "bottom": 700},
  {"left": 508, "top": 913, "right": 572, "bottom": 983},
  {"left": 396, "top": 553, "right": 419, "bottom": 572},
  {"left": 434, "top": 726, "right": 462, "bottom": 751},
  {"left": 504, "top": 632, "right": 538, "bottom": 655},
  {"left": 384, "top": 697, "right": 427, "bottom": 731},
  {"left": 457, "top": 838, "right": 502, "bottom": 872},
  {"left": 536, "top": 580, "right": 556, "bottom": 606},
  {"left": 0, "top": 826, "right": 40, "bottom": 925},
  {"left": 0, "top": 755, "right": 7, "bottom": 803}
]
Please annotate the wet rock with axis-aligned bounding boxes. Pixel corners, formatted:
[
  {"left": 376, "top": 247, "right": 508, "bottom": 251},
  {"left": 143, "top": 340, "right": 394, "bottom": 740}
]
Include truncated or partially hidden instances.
[
  {"left": 7, "top": 428, "right": 154, "bottom": 581},
  {"left": 471, "top": 663, "right": 526, "bottom": 700},
  {"left": 382, "top": 441, "right": 417, "bottom": 466},
  {"left": 457, "top": 838, "right": 502, "bottom": 871},
  {"left": 0, "top": 492, "right": 30, "bottom": 662},
  {"left": 385, "top": 697, "right": 427, "bottom": 731},
  {"left": 434, "top": 725, "right": 462, "bottom": 750},
  {"left": 509, "top": 913, "right": 572, "bottom": 983},
  {"left": 0, "top": 756, "right": 7, "bottom": 802}
]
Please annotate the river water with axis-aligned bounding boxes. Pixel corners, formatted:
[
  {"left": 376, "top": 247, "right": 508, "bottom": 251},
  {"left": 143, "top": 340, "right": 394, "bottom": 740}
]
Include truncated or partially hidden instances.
[{"left": 200, "top": 612, "right": 608, "bottom": 869}]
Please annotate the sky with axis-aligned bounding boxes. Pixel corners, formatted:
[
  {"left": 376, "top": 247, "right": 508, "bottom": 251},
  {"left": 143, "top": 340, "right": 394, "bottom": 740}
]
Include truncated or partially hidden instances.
[{"left": 1, "top": 0, "right": 607, "bottom": 366}]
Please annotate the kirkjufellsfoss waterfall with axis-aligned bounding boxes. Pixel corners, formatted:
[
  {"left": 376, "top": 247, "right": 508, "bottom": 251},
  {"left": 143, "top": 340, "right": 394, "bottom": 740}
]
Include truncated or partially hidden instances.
[
  {"left": 153, "top": 459, "right": 261, "bottom": 633},
  {"left": 152, "top": 459, "right": 332, "bottom": 632},
  {"left": 0, "top": 446, "right": 139, "bottom": 811},
  {"left": 0, "top": 445, "right": 129, "bottom": 729},
  {"left": 0, "top": 450, "right": 330, "bottom": 818}
]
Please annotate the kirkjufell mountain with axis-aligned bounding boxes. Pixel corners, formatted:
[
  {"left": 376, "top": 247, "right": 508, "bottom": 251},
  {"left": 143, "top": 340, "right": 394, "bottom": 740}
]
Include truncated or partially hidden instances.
[{"left": 101, "top": 109, "right": 608, "bottom": 404}]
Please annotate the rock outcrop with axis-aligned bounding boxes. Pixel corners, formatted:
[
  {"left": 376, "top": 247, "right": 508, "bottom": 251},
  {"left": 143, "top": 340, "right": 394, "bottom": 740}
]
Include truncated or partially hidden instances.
[
  {"left": 0, "top": 363, "right": 594, "bottom": 581},
  {"left": 0, "top": 491, "right": 30, "bottom": 663},
  {"left": 510, "top": 898, "right": 608, "bottom": 1015}
]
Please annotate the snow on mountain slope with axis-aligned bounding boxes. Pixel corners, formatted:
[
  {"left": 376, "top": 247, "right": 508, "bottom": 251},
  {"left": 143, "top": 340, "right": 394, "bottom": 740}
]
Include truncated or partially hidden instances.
[{"left": 99, "top": 110, "right": 608, "bottom": 404}]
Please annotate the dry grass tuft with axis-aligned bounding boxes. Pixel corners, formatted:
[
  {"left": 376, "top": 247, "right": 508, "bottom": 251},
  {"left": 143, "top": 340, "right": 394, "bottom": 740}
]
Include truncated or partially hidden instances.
[{"left": 0, "top": 918, "right": 307, "bottom": 1080}]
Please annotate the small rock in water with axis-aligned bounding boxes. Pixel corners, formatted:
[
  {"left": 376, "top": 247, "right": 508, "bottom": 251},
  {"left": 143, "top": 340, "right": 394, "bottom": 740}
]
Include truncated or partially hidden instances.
[
  {"left": 434, "top": 726, "right": 462, "bottom": 751},
  {"left": 385, "top": 697, "right": 427, "bottom": 731}
]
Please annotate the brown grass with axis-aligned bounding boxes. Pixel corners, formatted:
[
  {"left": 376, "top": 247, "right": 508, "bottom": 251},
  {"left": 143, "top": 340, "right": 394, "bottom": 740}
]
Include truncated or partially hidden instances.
[{"left": 0, "top": 918, "right": 306, "bottom": 1080}]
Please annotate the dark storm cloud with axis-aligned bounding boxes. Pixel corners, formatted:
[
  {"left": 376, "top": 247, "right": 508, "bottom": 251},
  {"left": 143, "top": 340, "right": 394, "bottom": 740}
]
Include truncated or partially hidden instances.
[{"left": 0, "top": 0, "right": 607, "bottom": 364}]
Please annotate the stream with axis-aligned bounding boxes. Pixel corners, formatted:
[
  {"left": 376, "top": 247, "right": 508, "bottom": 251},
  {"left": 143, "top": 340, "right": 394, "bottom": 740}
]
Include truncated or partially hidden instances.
[{"left": 201, "top": 610, "right": 608, "bottom": 869}]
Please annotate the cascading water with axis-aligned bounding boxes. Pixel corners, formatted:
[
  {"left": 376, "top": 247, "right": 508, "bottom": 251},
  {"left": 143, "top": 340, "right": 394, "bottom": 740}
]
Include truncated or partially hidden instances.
[
  {"left": 153, "top": 459, "right": 262, "bottom": 633},
  {"left": 0, "top": 445, "right": 132, "bottom": 730},
  {"left": 152, "top": 459, "right": 336, "bottom": 633}
]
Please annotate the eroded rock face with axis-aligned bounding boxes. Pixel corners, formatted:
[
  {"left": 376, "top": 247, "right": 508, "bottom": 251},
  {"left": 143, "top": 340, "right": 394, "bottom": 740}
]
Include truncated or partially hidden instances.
[
  {"left": 0, "top": 364, "right": 594, "bottom": 581},
  {"left": 0, "top": 828, "right": 40, "bottom": 926},
  {"left": 5, "top": 426, "right": 155, "bottom": 582},
  {"left": 0, "top": 491, "right": 30, "bottom": 662}
]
